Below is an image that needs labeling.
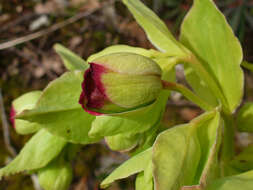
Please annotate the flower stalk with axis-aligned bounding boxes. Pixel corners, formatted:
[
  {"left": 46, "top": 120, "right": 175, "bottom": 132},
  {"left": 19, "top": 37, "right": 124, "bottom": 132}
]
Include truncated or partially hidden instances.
[
  {"left": 183, "top": 54, "right": 230, "bottom": 114},
  {"left": 162, "top": 80, "right": 213, "bottom": 111}
]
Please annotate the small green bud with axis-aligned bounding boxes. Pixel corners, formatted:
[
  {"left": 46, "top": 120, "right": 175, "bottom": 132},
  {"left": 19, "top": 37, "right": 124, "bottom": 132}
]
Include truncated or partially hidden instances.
[
  {"left": 10, "top": 91, "right": 41, "bottom": 134},
  {"left": 79, "top": 53, "right": 163, "bottom": 115}
]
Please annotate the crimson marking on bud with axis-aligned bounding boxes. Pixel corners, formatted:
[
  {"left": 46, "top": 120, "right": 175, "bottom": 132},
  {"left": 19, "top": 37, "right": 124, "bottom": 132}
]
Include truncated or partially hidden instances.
[
  {"left": 10, "top": 106, "right": 16, "bottom": 128},
  {"left": 79, "top": 63, "right": 109, "bottom": 116}
]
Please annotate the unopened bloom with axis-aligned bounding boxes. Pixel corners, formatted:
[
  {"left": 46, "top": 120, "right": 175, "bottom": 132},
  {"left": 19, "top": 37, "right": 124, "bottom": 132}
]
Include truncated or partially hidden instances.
[
  {"left": 79, "top": 52, "right": 163, "bottom": 115},
  {"left": 10, "top": 106, "right": 16, "bottom": 128},
  {"left": 10, "top": 91, "right": 41, "bottom": 134}
]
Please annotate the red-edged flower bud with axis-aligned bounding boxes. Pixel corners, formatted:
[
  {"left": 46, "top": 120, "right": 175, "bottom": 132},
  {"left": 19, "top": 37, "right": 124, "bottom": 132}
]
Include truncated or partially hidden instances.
[
  {"left": 10, "top": 91, "right": 41, "bottom": 134},
  {"left": 10, "top": 106, "right": 16, "bottom": 128},
  {"left": 79, "top": 53, "right": 163, "bottom": 115}
]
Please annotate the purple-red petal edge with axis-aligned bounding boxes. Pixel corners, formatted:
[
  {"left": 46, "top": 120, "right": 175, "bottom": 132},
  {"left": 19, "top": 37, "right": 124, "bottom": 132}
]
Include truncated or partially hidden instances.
[
  {"left": 10, "top": 106, "right": 16, "bottom": 128},
  {"left": 79, "top": 63, "right": 108, "bottom": 116}
]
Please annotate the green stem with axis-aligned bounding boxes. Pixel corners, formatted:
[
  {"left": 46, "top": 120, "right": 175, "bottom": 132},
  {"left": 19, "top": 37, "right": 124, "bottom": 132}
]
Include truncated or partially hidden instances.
[
  {"left": 221, "top": 113, "right": 235, "bottom": 161},
  {"left": 182, "top": 54, "right": 231, "bottom": 114},
  {"left": 220, "top": 113, "right": 235, "bottom": 177},
  {"left": 162, "top": 81, "right": 213, "bottom": 111},
  {"left": 188, "top": 54, "right": 235, "bottom": 161},
  {"left": 241, "top": 61, "right": 253, "bottom": 72}
]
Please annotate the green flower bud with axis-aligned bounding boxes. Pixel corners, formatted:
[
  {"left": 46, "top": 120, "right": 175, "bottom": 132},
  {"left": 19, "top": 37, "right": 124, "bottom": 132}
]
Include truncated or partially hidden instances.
[
  {"left": 10, "top": 91, "right": 41, "bottom": 134},
  {"left": 79, "top": 52, "right": 163, "bottom": 115}
]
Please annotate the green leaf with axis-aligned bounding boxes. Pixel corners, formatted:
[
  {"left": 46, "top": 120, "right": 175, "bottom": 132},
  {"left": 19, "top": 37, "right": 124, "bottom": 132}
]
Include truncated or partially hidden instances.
[
  {"left": 17, "top": 71, "right": 100, "bottom": 144},
  {"left": 122, "top": 0, "right": 185, "bottom": 55},
  {"left": 136, "top": 160, "right": 153, "bottom": 190},
  {"left": 13, "top": 91, "right": 42, "bottom": 112},
  {"left": 236, "top": 103, "right": 253, "bottom": 132},
  {"left": 153, "top": 110, "right": 221, "bottom": 190},
  {"left": 180, "top": 0, "right": 244, "bottom": 113},
  {"left": 38, "top": 154, "right": 72, "bottom": 190},
  {"left": 136, "top": 172, "right": 153, "bottom": 190},
  {"left": 153, "top": 124, "right": 200, "bottom": 190},
  {"left": 105, "top": 132, "right": 140, "bottom": 151},
  {"left": 131, "top": 123, "right": 159, "bottom": 156},
  {"left": 0, "top": 129, "right": 67, "bottom": 179},
  {"left": 153, "top": 56, "right": 176, "bottom": 81},
  {"left": 54, "top": 43, "right": 88, "bottom": 71},
  {"left": 89, "top": 91, "right": 169, "bottom": 138},
  {"left": 101, "top": 148, "right": 152, "bottom": 188},
  {"left": 12, "top": 91, "right": 42, "bottom": 134},
  {"left": 136, "top": 172, "right": 150, "bottom": 190},
  {"left": 193, "top": 110, "right": 222, "bottom": 186},
  {"left": 183, "top": 66, "right": 218, "bottom": 108},
  {"left": 205, "top": 170, "right": 253, "bottom": 190}
]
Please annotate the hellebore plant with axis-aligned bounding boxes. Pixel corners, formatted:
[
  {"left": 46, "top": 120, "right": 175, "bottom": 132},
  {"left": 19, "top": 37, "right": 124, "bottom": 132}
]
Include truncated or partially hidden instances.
[{"left": 1, "top": 0, "right": 253, "bottom": 190}]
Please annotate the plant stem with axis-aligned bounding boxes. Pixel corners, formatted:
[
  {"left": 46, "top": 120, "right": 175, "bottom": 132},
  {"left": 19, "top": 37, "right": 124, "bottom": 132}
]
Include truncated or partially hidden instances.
[
  {"left": 182, "top": 54, "right": 231, "bottom": 114},
  {"left": 162, "top": 81, "right": 213, "bottom": 111},
  {"left": 221, "top": 113, "right": 235, "bottom": 161},
  {"left": 220, "top": 113, "right": 235, "bottom": 177},
  {"left": 241, "top": 61, "right": 253, "bottom": 72},
  {"left": 183, "top": 54, "right": 236, "bottom": 161}
]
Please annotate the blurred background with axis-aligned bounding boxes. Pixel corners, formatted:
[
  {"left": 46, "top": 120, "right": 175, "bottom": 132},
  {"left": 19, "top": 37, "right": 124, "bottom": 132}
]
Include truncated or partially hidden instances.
[{"left": 0, "top": 0, "right": 253, "bottom": 189}]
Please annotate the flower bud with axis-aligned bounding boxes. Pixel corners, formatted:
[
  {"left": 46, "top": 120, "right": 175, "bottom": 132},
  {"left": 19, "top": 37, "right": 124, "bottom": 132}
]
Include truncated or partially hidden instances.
[
  {"left": 10, "top": 91, "right": 41, "bottom": 134},
  {"left": 79, "top": 53, "right": 163, "bottom": 115}
]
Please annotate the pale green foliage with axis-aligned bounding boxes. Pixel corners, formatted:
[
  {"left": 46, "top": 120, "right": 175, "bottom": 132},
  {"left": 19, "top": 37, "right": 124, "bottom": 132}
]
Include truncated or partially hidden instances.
[
  {"left": 101, "top": 148, "right": 152, "bottom": 188},
  {"left": 153, "top": 110, "right": 221, "bottom": 190},
  {"left": 54, "top": 44, "right": 88, "bottom": 71},
  {"left": 122, "top": 0, "right": 185, "bottom": 55},
  {"left": 17, "top": 71, "right": 100, "bottom": 144},
  {"left": 89, "top": 91, "right": 169, "bottom": 137},
  {"left": 105, "top": 132, "right": 140, "bottom": 151},
  {"left": 180, "top": 0, "right": 243, "bottom": 113},
  {"left": 38, "top": 156, "right": 72, "bottom": 190},
  {"left": 0, "top": 129, "right": 67, "bottom": 179},
  {"left": 237, "top": 103, "right": 253, "bottom": 132},
  {"left": 135, "top": 161, "right": 153, "bottom": 190},
  {"left": 205, "top": 170, "right": 253, "bottom": 190}
]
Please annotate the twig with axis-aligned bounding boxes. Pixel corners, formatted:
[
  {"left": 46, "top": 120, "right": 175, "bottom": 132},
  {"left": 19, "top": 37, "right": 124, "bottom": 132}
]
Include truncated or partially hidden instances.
[
  {"left": 31, "top": 174, "right": 43, "bottom": 190},
  {"left": 0, "top": 12, "right": 72, "bottom": 33},
  {"left": 0, "top": 88, "right": 17, "bottom": 157},
  {"left": 0, "top": 13, "right": 39, "bottom": 33},
  {"left": 0, "top": 2, "right": 114, "bottom": 50}
]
